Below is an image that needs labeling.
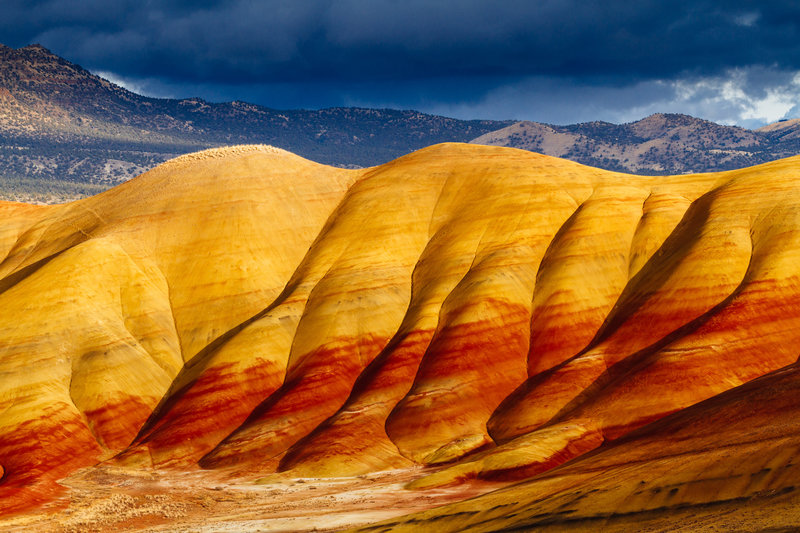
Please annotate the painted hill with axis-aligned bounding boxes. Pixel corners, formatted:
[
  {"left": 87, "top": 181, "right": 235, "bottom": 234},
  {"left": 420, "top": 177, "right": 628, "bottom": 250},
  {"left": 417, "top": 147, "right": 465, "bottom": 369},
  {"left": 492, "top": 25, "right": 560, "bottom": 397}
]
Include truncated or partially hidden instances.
[
  {"left": 471, "top": 113, "right": 800, "bottom": 174},
  {"left": 3, "top": 143, "right": 800, "bottom": 531}
]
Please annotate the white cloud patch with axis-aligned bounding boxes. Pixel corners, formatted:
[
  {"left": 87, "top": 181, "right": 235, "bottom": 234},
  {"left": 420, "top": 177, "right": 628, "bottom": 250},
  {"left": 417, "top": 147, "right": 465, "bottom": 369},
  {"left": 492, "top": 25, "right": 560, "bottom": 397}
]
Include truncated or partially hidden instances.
[
  {"left": 671, "top": 68, "right": 800, "bottom": 125},
  {"left": 733, "top": 11, "right": 760, "bottom": 27},
  {"left": 92, "top": 70, "right": 175, "bottom": 99},
  {"left": 418, "top": 67, "right": 800, "bottom": 127}
]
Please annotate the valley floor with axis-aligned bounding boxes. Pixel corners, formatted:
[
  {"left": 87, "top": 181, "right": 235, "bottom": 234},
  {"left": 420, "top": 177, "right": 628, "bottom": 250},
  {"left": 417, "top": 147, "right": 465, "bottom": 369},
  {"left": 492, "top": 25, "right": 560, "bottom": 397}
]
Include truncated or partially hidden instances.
[{"left": 0, "top": 466, "right": 499, "bottom": 532}]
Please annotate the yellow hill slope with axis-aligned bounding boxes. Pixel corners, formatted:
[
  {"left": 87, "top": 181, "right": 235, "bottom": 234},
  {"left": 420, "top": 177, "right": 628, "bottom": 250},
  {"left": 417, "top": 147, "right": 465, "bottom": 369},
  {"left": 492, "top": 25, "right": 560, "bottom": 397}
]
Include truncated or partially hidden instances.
[{"left": 0, "top": 145, "right": 356, "bottom": 512}]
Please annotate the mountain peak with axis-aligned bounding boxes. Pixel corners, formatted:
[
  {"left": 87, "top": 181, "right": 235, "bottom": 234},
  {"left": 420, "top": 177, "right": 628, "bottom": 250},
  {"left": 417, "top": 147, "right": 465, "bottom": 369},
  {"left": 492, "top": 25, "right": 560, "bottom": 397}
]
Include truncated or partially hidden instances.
[
  {"left": 0, "top": 44, "right": 509, "bottom": 194},
  {"left": 0, "top": 41, "right": 136, "bottom": 110},
  {"left": 21, "top": 43, "right": 50, "bottom": 51},
  {"left": 634, "top": 112, "right": 702, "bottom": 127},
  {"left": 757, "top": 117, "right": 800, "bottom": 132},
  {"left": 3, "top": 43, "right": 60, "bottom": 61},
  {"left": 472, "top": 111, "right": 769, "bottom": 174}
]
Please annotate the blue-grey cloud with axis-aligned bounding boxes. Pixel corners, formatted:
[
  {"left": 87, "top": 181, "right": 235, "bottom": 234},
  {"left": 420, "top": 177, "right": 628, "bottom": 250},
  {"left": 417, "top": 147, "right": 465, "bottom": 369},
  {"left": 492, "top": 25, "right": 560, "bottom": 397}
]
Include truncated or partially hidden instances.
[{"left": 1, "top": 1, "right": 799, "bottom": 125}]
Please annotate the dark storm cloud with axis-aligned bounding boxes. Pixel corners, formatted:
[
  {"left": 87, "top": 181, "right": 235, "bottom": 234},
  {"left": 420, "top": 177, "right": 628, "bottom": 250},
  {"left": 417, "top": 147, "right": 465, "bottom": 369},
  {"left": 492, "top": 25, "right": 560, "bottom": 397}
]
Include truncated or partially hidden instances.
[
  {"left": 1, "top": 1, "right": 799, "bottom": 125},
  {"left": 2, "top": 0, "right": 799, "bottom": 85}
]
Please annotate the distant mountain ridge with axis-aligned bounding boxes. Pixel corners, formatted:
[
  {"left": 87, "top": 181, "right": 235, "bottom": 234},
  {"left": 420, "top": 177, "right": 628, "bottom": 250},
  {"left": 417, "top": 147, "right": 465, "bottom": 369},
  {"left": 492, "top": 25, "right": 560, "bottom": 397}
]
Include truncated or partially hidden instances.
[
  {"left": 2, "top": 43, "right": 800, "bottom": 202},
  {"left": 471, "top": 113, "right": 800, "bottom": 175},
  {"left": 0, "top": 44, "right": 510, "bottom": 201}
]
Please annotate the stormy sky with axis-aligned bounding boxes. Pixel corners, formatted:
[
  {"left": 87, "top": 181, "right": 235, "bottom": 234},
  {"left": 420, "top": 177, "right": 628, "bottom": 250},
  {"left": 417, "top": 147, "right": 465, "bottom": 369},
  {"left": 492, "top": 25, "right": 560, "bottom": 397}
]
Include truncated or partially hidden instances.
[{"left": 2, "top": 0, "right": 799, "bottom": 127}]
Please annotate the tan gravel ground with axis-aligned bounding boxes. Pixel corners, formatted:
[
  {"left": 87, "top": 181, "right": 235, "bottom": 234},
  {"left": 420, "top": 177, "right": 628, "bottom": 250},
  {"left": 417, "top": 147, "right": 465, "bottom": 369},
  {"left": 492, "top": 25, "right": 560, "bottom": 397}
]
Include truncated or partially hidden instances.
[{"left": 0, "top": 465, "right": 501, "bottom": 532}]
